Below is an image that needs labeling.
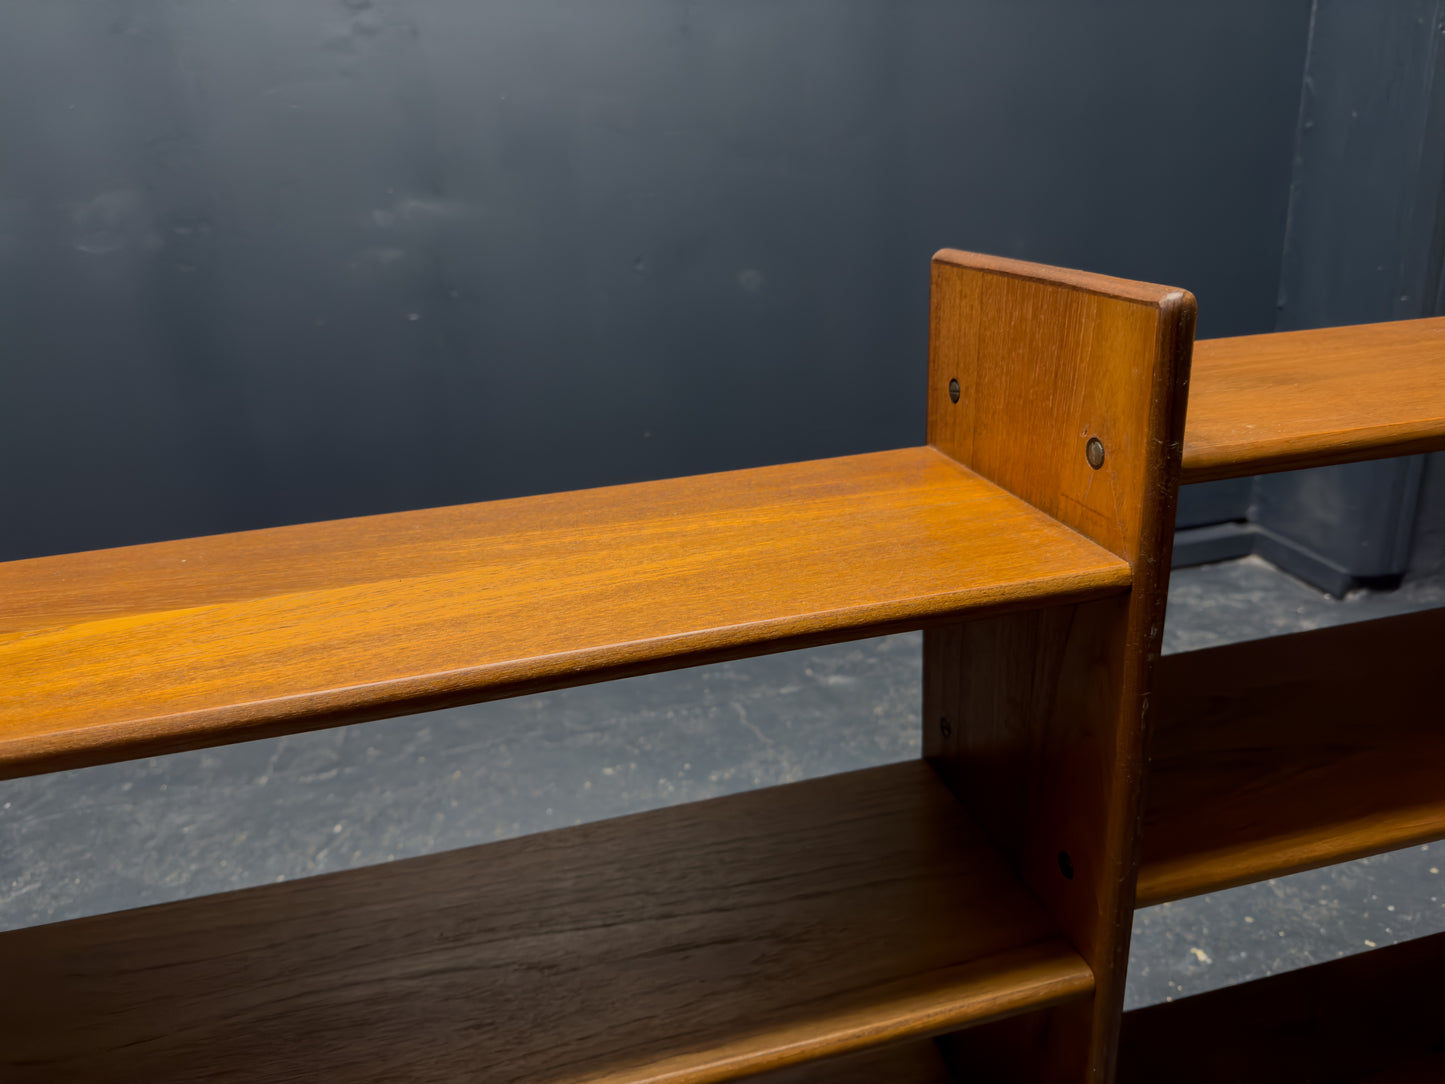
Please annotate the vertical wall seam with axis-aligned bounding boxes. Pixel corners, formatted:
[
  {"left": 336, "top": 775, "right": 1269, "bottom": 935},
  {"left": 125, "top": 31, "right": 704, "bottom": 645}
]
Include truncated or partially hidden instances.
[{"left": 1274, "top": 0, "right": 1322, "bottom": 329}]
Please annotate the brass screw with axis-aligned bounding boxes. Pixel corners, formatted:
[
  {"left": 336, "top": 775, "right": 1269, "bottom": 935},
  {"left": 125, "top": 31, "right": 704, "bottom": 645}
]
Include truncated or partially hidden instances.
[
  {"left": 939, "top": 716, "right": 953, "bottom": 739},
  {"left": 948, "top": 378, "right": 960, "bottom": 404},
  {"left": 1086, "top": 437, "right": 1105, "bottom": 469}
]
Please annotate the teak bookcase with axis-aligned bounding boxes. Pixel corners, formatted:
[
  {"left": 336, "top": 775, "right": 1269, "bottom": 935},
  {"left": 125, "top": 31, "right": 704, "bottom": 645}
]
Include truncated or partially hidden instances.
[{"left": 3, "top": 251, "right": 1444, "bottom": 1083}]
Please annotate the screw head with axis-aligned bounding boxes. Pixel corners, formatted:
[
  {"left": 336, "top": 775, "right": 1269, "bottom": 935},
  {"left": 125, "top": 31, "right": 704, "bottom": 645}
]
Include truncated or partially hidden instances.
[
  {"left": 939, "top": 716, "right": 953, "bottom": 739},
  {"left": 948, "top": 378, "right": 960, "bottom": 404},
  {"left": 1085, "top": 436, "right": 1105, "bottom": 470},
  {"left": 1058, "top": 850, "right": 1075, "bottom": 879}
]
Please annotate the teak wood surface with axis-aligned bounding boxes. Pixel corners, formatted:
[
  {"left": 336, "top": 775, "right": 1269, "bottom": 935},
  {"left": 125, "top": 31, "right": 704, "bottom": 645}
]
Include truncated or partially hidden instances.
[
  {"left": 0, "top": 762, "right": 1092, "bottom": 1084},
  {"left": 922, "top": 250, "right": 1195, "bottom": 1081},
  {"left": 0, "top": 446, "right": 1129, "bottom": 780},
  {"left": 13, "top": 247, "right": 1438, "bottom": 1083},
  {"left": 1182, "top": 316, "right": 1445, "bottom": 482},
  {"left": 1137, "top": 607, "right": 1445, "bottom": 906}
]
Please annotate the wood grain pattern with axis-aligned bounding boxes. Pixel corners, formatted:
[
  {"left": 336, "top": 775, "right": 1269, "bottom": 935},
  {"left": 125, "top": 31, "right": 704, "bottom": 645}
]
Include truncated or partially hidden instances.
[
  {"left": 1182, "top": 317, "right": 1445, "bottom": 482},
  {"left": 1138, "top": 608, "right": 1445, "bottom": 907},
  {"left": 1118, "top": 930, "right": 1445, "bottom": 1084},
  {"left": 923, "top": 249, "right": 1195, "bottom": 1081},
  {"left": 927, "top": 249, "right": 1193, "bottom": 560},
  {"left": 0, "top": 446, "right": 1129, "bottom": 780},
  {"left": 0, "top": 762, "right": 1091, "bottom": 1083},
  {"left": 925, "top": 599, "right": 1129, "bottom": 1082}
]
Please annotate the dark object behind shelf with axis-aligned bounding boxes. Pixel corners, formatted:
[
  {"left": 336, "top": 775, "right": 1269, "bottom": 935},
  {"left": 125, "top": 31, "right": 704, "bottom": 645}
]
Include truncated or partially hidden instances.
[
  {"left": 1119, "top": 929, "right": 1445, "bottom": 1084},
  {"left": 1173, "top": 0, "right": 1445, "bottom": 593},
  {"left": 1173, "top": 458, "right": 1432, "bottom": 597}
]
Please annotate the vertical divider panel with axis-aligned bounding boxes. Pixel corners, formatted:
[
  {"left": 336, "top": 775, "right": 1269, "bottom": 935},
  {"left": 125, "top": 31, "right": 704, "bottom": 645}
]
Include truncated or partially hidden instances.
[{"left": 921, "top": 250, "right": 1194, "bottom": 1082}]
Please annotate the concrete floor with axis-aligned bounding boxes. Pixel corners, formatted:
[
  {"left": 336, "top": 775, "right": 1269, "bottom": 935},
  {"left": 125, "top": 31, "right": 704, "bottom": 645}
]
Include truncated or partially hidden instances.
[{"left": 4, "top": 542, "right": 1444, "bottom": 1014}]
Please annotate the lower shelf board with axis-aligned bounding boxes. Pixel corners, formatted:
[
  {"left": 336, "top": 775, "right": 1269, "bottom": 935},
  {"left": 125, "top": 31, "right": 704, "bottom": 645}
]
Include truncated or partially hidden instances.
[
  {"left": 1138, "top": 608, "right": 1445, "bottom": 906},
  {"left": 1118, "top": 930, "right": 1445, "bottom": 1084},
  {"left": 0, "top": 761, "right": 1090, "bottom": 1083}
]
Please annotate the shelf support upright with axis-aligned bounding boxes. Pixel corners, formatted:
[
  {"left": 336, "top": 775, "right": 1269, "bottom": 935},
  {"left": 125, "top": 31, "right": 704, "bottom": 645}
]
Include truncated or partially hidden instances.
[{"left": 922, "top": 250, "right": 1195, "bottom": 1081}]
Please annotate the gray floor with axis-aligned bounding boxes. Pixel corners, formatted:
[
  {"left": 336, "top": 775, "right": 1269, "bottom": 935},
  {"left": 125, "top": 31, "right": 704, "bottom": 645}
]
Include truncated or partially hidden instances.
[{"left": 3, "top": 550, "right": 1444, "bottom": 1014}]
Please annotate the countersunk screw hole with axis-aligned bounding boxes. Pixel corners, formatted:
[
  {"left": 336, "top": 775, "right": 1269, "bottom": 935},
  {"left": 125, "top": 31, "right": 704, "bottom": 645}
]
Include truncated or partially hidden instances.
[
  {"left": 948, "top": 378, "right": 960, "bottom": 404},
  {"left": 1058, "top": 851, "right": 1075, "bottom": 879},
  {"left": 939, "top": 716, "right": 953, "bottom": 739},
  {"left": 1085, "top": 437, "right": 1105, "bottom": 470}
]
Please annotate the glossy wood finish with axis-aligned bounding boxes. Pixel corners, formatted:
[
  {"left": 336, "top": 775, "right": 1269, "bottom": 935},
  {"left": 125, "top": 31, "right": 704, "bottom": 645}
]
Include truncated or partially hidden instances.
[
  {"left": 1182, "top": 317, "right": 1445, "bottom": 482},
  {"left": 1137, "top": 608, "right": 1445, "bottom": 906},
  {"left": 923, "top": 250, "right": 1196, "bottom": 1081},
  {"left": 0, "top": 446, "right": 1129, "bottom": 780},
  {"left": 0, "top": 762, "right": 1090, "bottom": 1083},
  {"left": 1118, "top": 930, "right": 1445, "bottom": 1084}
]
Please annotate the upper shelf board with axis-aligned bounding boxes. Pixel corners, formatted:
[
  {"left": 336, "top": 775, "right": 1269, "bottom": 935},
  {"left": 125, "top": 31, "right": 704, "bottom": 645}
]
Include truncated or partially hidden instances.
[
  {"left": 1182, "top": 316, "right": 1445, "bottom": 482},
  {"left": 0, "top": 446, "right": 1128, "bottom": 779}
]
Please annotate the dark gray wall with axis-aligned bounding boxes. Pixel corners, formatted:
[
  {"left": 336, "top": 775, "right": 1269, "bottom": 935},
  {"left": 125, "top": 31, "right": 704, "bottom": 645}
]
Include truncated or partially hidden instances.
[{"left": 0, "top": 0, "right": 1312, "bottom": 560}]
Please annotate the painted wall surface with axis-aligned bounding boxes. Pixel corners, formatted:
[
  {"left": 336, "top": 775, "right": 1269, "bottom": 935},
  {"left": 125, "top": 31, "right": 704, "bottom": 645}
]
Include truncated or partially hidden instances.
[{"left": 0, "top": 0, "right": 1312, "bottom": 559}]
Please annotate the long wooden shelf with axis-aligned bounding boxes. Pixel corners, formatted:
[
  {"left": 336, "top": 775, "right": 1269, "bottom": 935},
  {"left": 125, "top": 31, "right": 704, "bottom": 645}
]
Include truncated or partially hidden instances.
[
  {"left": 1182, "top": 316, "right": 1445, "bottom": 482},
  {"left": 0, "top": 762, "right": 1092, "bottom": 1083},
  {"left": 1137, "top": 608, "right": 1445, "bottom": 907},
  {"left": 0, "top": 446, "right": 1128, "bottom": 780}
]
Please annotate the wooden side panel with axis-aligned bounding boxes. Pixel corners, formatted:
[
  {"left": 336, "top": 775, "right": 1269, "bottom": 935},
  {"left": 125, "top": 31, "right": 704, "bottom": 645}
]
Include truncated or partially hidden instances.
[
  {"left": 1138, "top": 608, "right": 1445, "bottom": 906},
  {"left": 927, "top": 250, "right": 1192, "bottom": 560},
  {"left": 923, "top": 250, "right": 1195, "bottom": 1081},
  {"left": 1118, "top": 931, "right": 1445, "bottom": 1084}
]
